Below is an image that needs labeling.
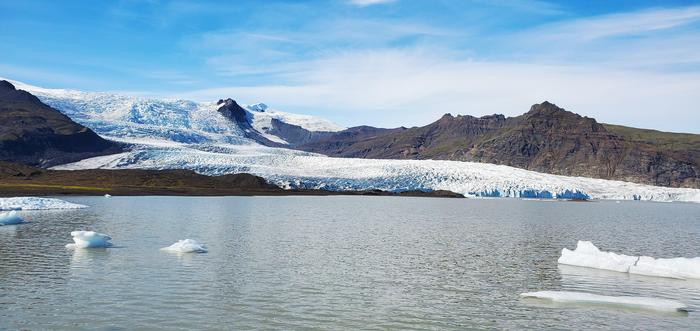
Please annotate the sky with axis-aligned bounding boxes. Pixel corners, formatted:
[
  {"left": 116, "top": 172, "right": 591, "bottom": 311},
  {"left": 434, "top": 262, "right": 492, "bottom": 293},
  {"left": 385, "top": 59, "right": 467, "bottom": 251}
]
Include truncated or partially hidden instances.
[{"left": 1, "top": 0, "right": 699, "bottom": 133}]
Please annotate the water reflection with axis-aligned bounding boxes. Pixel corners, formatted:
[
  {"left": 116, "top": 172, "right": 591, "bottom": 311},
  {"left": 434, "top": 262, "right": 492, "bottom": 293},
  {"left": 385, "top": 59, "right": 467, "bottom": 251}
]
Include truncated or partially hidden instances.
[{"left": 0, "top": 197, "right": 698, "bottom": 330}]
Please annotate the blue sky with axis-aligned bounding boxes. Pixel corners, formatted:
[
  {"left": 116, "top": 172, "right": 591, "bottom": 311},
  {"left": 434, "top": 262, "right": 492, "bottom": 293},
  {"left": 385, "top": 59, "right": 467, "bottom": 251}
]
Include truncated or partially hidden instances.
[{"left": 1, "top": 0, "right": 699, "bottom": 132}]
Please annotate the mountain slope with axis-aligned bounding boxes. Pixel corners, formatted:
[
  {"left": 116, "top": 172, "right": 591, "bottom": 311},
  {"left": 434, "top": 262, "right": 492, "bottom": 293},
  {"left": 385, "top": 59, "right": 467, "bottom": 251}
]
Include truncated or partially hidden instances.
[
  {"left": 0, "top": 81, "right": 121, "bottom": 167},
  {"left": 7, "top": 79, "right": 344, "bottom": 148},
  {"left": 297, "top": 102, "right": 699, "bottom": 188}
]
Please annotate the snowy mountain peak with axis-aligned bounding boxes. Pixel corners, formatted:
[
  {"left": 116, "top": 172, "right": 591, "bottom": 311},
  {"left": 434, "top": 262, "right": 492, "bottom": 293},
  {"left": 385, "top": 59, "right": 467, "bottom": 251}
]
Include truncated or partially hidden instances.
[
  {"left": 4, "top": 78, "right": 345, "bottom": 147},
  {"left": 247, "top": 103, "right": 268, "bottom": 112}
]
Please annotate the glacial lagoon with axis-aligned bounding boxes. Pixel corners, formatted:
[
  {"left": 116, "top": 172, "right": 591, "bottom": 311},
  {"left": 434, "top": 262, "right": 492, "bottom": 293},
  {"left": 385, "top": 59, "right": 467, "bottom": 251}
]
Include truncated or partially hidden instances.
[{"left": 1, "top": 196, "right": 699, "bottom": 330}]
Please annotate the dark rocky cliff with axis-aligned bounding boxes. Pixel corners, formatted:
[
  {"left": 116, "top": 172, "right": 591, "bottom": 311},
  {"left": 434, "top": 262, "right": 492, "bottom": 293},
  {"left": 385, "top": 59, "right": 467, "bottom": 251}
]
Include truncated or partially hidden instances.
[{"left": 0, "top": 80, "right": 122, "bottom": 167}]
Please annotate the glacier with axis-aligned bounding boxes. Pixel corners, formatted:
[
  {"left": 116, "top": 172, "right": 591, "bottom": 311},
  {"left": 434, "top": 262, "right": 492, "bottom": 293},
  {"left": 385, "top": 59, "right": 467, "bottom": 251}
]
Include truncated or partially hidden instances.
[
  {"left": 0, "top": 197, "right": 88, "bottom": 211},
  {"left": 161, "top": 239, "right": 208, "bottom": 253},
  {"left": 66, "top": 231, "right": 113, "bottom": 249},
  {"left": 558, "top": 241, "right": 700, "bottom": 280},
  {"left": 520, "top": 291, "right": 688, "bottom": 313},
  {"left": 7, "top": 78, "right": 700, "bottom": 203}
]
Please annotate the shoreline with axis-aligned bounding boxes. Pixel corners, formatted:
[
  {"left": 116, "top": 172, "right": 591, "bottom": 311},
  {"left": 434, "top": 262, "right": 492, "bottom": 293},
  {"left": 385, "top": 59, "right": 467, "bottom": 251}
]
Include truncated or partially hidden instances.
[{"left": 0, "top": 162, "right": 464, "bottom": 198}]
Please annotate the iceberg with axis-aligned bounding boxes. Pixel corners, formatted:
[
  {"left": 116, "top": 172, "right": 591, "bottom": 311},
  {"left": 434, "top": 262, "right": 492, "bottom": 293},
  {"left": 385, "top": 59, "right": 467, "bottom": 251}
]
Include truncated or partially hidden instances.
[
  {"left": 66, "top": 231, "right": 113, "bottom": 249},
  {"left": 0, "top": 197, "right": 87, "bottom": 211},
  {"left": 0, "top": 211, "right": 24, "bottom": 225},
  {"left": 631, "top": 256, "right": 700, "bottom": 280},
  {"left": 161, "top": 239, "right": 208, "bottom": 253},
  {"left": 558, "top": 241, "right": 639, "bottom": 273},
  {"left": 558, "top": 241, "right": 700, "bottom": 280},
  {"left": 521, "top": 291, "right": 688, "bottom": 313},
  {"left": 104, "top": 194, "right": 112, "bottom": 198}
]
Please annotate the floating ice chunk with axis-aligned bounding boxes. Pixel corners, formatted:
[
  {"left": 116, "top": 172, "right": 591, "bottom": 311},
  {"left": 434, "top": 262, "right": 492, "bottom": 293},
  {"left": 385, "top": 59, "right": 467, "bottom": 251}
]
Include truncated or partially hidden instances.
[
  {"left": 630, "top": 256, "right": 700, "bottom": 280},
  {"left": 161, "top": 239, "right": 208, "bottom": 253},
  {"left": 0, "top": 211, "right": 24, "bottom": 225},
  {"left": 521, "top": 291, "right": 688, "bottom": 312},
  {"left": 0, "top": 197, "right": 87, "bottom": 211},
  {"left": 66, "top": 231, "right": 113, "bottom": 248},
  {"left": 558, "top": 241, "right": 638, "bottom": 273},
  {"left": 104, "top": 194, "right": 112, "bottom": 198},
  {"left": 558, "top": 241, "right": 700, "bottom": 280}
]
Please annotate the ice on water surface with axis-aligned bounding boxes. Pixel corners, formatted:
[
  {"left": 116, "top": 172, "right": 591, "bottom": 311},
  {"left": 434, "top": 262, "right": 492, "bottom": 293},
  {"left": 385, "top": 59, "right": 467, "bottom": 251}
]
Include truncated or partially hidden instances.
[
  {"left": 66, "top": 231, "right": 113, "bottom": 249},
  {"left": 559, "top": 241, "right": 700, "bottom": 280},
  {"left": 0, "top": 197, "right": 88, "bottom": 211},
  {"left": 0, "top": 211, "right": 24, "bottom": 225},
  {"left": 521, "top": 291, "right": 688, "bottom": 313},
  {"left": 161, "top": 239, "right": 208, "bottom": 253}
]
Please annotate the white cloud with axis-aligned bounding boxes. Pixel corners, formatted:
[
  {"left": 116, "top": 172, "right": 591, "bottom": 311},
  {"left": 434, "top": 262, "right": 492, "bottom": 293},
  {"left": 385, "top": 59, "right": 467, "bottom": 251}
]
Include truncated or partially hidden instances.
[
  {"left": 179, "top": 48, "right": 700, "bottom": 133},
  {"left": 545, "top": 6, "right": 700, "bottom": 41},
  {"left": 348, "top": 0, "right": 396, "bottom": 7}
]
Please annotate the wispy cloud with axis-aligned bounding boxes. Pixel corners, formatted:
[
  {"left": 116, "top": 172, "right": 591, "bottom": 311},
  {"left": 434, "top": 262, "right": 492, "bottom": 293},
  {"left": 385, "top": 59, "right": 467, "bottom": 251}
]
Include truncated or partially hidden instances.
[
  {"left": 529, "top": 5, "right": 700, "bottom": 41},
  {"left": 348, "top": 0, "right": 397, "bottom": 7},
  {"left": 179, "top": 47, "right": 700, "bottom": 133}
]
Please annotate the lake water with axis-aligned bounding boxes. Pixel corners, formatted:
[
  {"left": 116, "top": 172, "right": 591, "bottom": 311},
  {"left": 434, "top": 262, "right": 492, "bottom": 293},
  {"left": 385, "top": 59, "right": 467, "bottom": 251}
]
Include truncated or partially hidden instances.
[{"left": 1, "top": 196, "right": 699, "bottom": 330}]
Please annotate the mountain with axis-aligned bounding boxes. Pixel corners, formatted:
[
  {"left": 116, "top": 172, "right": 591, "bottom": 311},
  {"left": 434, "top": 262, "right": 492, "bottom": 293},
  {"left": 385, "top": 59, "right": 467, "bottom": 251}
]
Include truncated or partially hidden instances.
[
  {"left": 296, "top": 102, "right": 699, "bottom": 188},
  {"left": 5, "top": 79, "right": 699, "bottom": 202},
  {"left": 6, "top": 79, "right": 344, "bottom": 147},
  {"left": 0, "top": 81, "right": 121, "bottom": 167}
]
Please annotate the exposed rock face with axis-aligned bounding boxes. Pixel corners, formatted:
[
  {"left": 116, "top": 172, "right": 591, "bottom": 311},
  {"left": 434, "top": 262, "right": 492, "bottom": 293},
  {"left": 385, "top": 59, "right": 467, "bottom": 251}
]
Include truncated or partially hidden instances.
[
  {"left": 296, "top": 102, "right": 699, "bottom": 188},
  {"left": 216, "top": 98, "right": 285, "bottom": 146},
  {"left": 216, "top": 98, "right": 248, "bottom": 123},
  {"left": 0, "top": 80, "right": 121, "bottom": 167}
]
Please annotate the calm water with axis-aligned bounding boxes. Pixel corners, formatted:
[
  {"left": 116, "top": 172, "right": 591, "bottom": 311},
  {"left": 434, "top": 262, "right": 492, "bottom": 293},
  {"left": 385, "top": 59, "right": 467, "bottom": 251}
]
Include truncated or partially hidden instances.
[{"left": 1, "top": 196, "right": 699, "bottom": 330}]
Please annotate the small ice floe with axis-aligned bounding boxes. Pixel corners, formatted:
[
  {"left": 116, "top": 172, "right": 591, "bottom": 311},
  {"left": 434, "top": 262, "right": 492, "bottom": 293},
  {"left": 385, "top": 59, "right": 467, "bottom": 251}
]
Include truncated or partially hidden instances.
[
  {"left": 558, "top": 241, "right": 700, "bottom": 280},
  {"left": 521, "top": 291, "right": 688, "bottom": 313},
  {"left": 0, "top": 197, "right": 87, "bottom": 211},
  {"left": 0, "top": 211, "right": 24, "bottom": 225},
  {"left": 104, "top": 194, "right": 112, "bottom": 198},
  {"left": 161, "top": 239, "right": 207, "bottom": 253},
  {"left": 66, "top": 231, "right": 113, "bottom": 249}
]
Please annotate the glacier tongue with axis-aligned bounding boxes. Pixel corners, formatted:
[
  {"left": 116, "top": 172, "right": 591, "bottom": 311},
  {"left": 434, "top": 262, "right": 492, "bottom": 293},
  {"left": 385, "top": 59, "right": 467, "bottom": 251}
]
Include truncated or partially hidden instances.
[{"left": 51, "top": 141, "right": 700, "bottom": 203}]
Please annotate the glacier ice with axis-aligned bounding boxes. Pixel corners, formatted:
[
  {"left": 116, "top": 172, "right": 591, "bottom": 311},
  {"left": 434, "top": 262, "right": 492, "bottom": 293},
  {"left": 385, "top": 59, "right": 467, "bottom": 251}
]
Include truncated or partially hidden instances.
[
  {"left": 104, "top": 194, "right": 112, "bottom": 198},
  {"left": 0, "top": 211, "right": 24, "bottom": 225},
  {"left": 66, "top": 231, "right": 113, "bottom": 249},
  {"left": 161, "top": 239, "right": 208, "bottom": 253},
  {"left": 0, "top": 197, "right": 88, "bottom": 211},
  {"left": 520, "top": 291, "right": 688, "bottom": 312},
  {"left": 558, "top": 241, "right": 640, "bottom": 273},
  {"left": 9, "top": 78, "right": 700, "bottom": 203},
  {"left": 558, "top": 241, "right": 700, "bottom": 280},
  {"left": 630, "top": 256, "right": 700, "bottom": 280},
  {"left": 51, "top": 141, "right": 700, "bottom": 203}
]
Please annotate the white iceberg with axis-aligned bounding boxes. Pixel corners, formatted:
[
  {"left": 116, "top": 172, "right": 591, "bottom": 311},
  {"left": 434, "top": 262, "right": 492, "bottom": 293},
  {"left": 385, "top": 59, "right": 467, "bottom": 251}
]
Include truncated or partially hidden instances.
[
  {"left": 0, "top": 197, "right": 87, "bottom": 211},
  {"left": 558, "top": 241, "right": 639, "bottom": 273},
  {"left": 0, "top": 211, "right": 24, "bottom": 225},
  {"left": 558, "top": 241, "right": 700, "bottom": 280},
  {"left": 161, "top": 239, "right": 208, "bottom": 253},
  {"left": 631, "top": 256, "right": 700, "bottom": 280},
  {"left": 66, "top": 231, "right": 113, "bottom": 248},
  {"left": 521, "top": 291, "right": 688, "bottom": 313},
  {"left": 104, "top": 194, "right": 112, "bottom": 198}
]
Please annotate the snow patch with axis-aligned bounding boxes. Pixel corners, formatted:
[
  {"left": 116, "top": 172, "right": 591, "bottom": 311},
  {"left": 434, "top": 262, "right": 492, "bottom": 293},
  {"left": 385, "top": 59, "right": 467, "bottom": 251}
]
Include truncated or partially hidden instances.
[
  {"left": 558, "top": 241, "right": 700, "bottom": 280},
  {"left": 0, "top": 211, "right": 24, "bottom": 225},
  {"left": 161, "top": 239, "right": 208, "bottom": 253},
  {"left": 521, "top": 291, "right": 688, "bottom": 312},
  {"left": 0, "top": 197, "right": 87, "bottom": 211},
  {"left": 66, "top": 231, "right": 113, "bottom": 249}
]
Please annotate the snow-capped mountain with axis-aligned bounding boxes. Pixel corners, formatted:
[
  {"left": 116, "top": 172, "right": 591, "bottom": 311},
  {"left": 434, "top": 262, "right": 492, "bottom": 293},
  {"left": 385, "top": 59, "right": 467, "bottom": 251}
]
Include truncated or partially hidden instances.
[
  {"left": 6, "top": 78, "right": 700, "bottom": 202},
  {"left": 7, "top": 79, "right": 345, "bottom": 147}
]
